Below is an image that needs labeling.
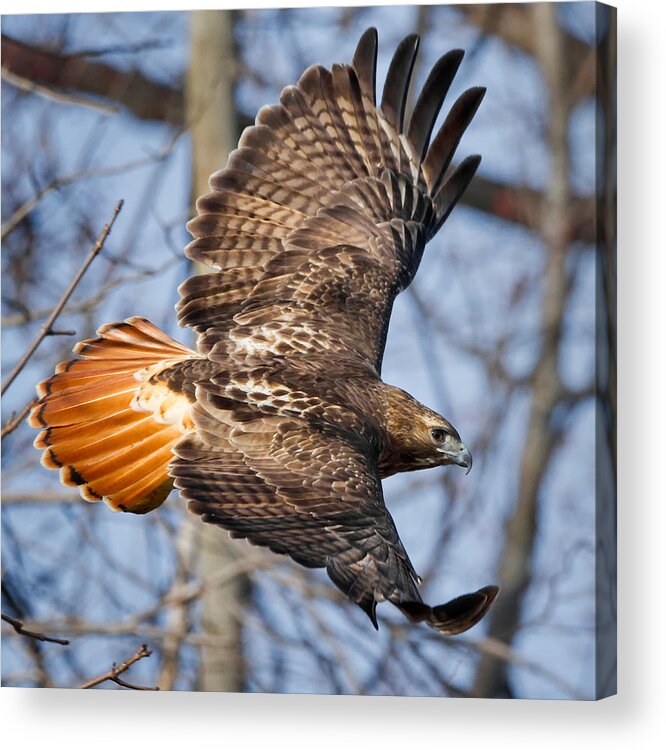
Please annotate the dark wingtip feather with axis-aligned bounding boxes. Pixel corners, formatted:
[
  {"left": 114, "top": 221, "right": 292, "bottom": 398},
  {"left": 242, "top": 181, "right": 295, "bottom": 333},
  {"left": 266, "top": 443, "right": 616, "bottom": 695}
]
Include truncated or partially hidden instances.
[
  {"left": 431, "top": 153, "right": 482, "bottom": 235},
  {"left": 398, "top": 585, "right": 498, "bottom": 636},
  {"left": 406, "top": 48, "right": 465, "bottom": 166},
  {"left": 352, "top": 27, "right": 378, "bottom": 103},
  {"left": 423, "top": 86, "right": 486, "bottom": 194},
  {"left": 360, "top": 597, "right": 379, "bottom": 630},
  {"left": 380, "top": 33, "right": 420, "bottom": 133},
  {"left": 397, "top": 600, "right": 431, "bottom": 622},
  {"left": 428, "top": 585, "right": 499, "bottom": 635},
  {"left": 468, "top": 85, "right": 487, "bottom": 101}
]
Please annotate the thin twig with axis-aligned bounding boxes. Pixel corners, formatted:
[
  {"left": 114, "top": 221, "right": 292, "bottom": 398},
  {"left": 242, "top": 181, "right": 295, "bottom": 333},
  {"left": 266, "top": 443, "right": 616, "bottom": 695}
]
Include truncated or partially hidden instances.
[
  {"left": 1, "top": 128, "right": 184, "bottom": 242},
  {"left": 109, "top": 675, "right": 158, "bottom": 690},
  {"left": 1, "top": 613, "right": 70, "bottom": 645},
  {"left": 2, "top": 256, "right": 179, "bottom": 327},
  {"left": 66, "top": 39, "right": 171, "bottom": 59},
  {"left": 80, "top": 643, "right": 158, "bottom": 690},
  {"left": 1, "top": 398, "right": 37, "bottom": 440},
  {"left": 1, "top": 200, "right": 123, "bottom": 397},
  {"left": 0, "top": 491, "right": 77, "bottom": 504},
  {"left": 1, "top": 67, "right": 119, "bottom": 116}
]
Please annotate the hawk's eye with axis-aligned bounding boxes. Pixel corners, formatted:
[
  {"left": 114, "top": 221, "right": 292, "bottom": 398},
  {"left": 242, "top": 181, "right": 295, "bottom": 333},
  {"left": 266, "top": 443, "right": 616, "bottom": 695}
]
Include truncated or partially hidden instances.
[{"left": 430, "top": 428, "right": 446, "bottom": 444}]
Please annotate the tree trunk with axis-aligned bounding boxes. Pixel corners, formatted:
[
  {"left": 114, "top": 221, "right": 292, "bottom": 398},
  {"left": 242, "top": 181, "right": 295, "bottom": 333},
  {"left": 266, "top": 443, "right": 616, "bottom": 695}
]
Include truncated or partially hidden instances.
[
  {"left": 182, "top": 9, "right": 248, "bottom": 693},
  {"left": 472, "top": 3, "right": 571, "bottom": 698}
]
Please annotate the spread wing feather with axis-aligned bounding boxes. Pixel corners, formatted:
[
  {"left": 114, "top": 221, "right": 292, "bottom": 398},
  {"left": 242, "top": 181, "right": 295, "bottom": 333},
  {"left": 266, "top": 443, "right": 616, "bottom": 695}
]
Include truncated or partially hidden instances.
[
  {"left": 171, "top": 394, "right": 422, "bottom": 626},
  {"left": 171, "top": 388, "right": 498, "bottom": 634},
  {"left": 172, "top": 30, "right": 492, "bottom": 632},
  {"left": 179, "top": 27, "right": 484, "bottom": 371}
]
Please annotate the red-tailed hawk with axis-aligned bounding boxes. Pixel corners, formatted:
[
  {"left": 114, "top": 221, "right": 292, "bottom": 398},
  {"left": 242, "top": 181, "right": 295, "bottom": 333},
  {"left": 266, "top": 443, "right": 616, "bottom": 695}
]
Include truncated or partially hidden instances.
[{"left": 30, "top": 29, "right": 498, "bottom": 634}]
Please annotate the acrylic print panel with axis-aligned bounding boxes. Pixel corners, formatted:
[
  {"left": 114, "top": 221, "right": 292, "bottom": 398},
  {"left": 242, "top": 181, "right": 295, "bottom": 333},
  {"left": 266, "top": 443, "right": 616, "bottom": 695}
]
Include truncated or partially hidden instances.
[{"left": 0, "top": 2, "right": 616, "bottom": 699}]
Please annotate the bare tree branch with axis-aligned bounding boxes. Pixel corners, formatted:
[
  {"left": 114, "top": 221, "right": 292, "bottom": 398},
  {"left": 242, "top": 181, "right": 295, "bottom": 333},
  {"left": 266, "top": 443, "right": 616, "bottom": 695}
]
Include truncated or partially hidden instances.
[
  {"left": 1, "top": 613, "right": 70, "bottom": 645},
  {"left": 0, "top": 33, "right": 596, "bottom": 244},
  {"left": 2, "top": 257, "right": 180, "bottom": 328},
  {"left": 1, "top": 200, "right": 123, "bottom": 396},
  {"left": 1, "top": 398, "right": 38, "bottom": 440},
  {"left": 2, "top": 34, "right": 184, "bottom": 125},
  {"left": 0, "top": 492, "right": 79, "bottom": 504},
  {"left": 456, "top": 3, "right": 594, "bottom": 103},
  {"left": 462, "top": 174, "right": 594, "bottom": 243},
  {"left": 1, "top": 129, "right": 185, "bottom": 242},
  {"left": 80, "top": 643, "right": 158, "bottom": 690},
  {"left": 1, "top": 67, "right": 120, "bottom": 115}
]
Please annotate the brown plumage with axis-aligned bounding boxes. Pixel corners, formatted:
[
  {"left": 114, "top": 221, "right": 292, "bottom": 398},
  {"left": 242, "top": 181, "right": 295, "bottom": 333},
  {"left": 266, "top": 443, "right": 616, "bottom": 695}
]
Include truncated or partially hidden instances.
[{"left": 30, "top": 28, "right": 498, "bottom": 634}]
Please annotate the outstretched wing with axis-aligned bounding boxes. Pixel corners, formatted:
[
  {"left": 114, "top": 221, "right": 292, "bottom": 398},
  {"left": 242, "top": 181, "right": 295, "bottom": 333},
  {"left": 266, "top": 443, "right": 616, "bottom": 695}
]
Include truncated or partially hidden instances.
[
  {"left": 170, "top": 390, "right": 497, "bottom": 634},
  {"left": 177, "top": 28, "right": 484, "bottom": 373},
  {"left": 172, "top": 29, "right": 496, "bottom": 633}
]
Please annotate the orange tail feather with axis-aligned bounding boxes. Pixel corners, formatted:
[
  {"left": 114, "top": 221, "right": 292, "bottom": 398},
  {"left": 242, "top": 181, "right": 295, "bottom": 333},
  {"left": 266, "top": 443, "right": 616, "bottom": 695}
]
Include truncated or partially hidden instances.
[{"left": 30, "top": 317, "right": 198, "bottom": 513}]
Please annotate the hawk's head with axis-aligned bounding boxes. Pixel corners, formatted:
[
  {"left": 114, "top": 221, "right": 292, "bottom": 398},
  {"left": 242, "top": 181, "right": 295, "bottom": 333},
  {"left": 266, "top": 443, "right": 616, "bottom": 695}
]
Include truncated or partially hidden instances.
[
  {"left": 383, "top": 387, "right": 472, "bottom": 475},
  {"left": 425, "top": 418, "right": 472, "bottom": 474}
]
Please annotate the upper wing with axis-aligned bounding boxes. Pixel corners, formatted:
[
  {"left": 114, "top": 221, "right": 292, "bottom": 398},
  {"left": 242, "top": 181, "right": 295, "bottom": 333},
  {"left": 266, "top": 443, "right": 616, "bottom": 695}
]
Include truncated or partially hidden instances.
[
  {"left": 170, "top": 390, "right": 497, "bottom": 634},
  {"left": 177, "top": 28, "right": 484, "bottom": 373}
]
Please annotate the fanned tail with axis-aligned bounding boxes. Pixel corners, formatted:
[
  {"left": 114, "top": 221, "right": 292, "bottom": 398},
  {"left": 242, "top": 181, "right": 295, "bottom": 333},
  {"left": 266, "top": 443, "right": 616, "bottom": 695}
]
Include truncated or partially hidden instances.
[{"left": 29, "top": 317, "right": 198, "bottom": 513}]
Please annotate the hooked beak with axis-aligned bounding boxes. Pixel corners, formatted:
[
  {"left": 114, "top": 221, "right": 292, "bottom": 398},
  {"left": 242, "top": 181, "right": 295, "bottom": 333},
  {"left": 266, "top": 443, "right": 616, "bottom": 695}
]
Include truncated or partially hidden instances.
[{"left": 442, "top": 443, "right": 473, "bottom": 475}]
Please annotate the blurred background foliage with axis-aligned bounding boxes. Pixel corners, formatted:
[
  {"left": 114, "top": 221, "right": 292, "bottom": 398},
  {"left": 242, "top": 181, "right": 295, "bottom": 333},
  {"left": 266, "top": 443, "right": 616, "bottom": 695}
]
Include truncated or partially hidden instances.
[{"left": 1, "top": 3, "right": 615, "bottom": 698}]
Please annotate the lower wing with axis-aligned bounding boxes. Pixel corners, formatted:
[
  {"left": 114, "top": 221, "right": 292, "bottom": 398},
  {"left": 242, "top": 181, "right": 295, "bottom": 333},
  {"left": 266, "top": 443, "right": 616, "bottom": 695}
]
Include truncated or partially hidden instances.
[{"left": 171, "top": 384, "right": 497, "bottom": 634}]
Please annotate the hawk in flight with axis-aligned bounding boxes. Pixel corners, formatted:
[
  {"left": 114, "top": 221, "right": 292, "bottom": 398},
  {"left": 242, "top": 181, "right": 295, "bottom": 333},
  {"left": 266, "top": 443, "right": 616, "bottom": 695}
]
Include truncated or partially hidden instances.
[{"left": 30, "top": 29, "right": 498, "bottom": 634}]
